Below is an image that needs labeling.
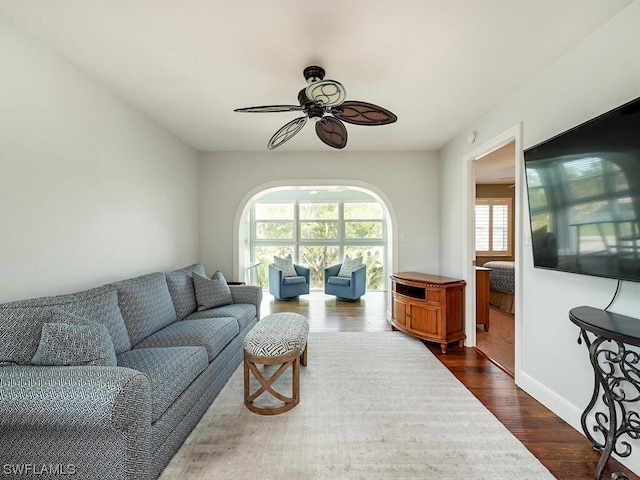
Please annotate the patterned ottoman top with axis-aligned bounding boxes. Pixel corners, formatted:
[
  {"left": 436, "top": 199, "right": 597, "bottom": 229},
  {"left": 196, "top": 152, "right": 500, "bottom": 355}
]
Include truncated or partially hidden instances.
[{"left": 244, "top": 313, "right": 309, "bottom": 358}]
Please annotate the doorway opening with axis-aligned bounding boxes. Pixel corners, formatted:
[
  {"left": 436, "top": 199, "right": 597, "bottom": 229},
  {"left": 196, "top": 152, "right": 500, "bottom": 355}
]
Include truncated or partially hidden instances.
[
  {"left": 463, "top": 124, "right": 523, "bottom": 380},
  {"left": 474, "top": 141, "right": 516, "bottom": 374}
]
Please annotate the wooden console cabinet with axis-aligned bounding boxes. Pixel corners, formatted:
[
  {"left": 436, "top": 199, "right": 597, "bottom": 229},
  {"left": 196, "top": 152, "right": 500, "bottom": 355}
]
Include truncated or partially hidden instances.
[{"left": 391, "top": 272, "right": 466, "bottom": 353}]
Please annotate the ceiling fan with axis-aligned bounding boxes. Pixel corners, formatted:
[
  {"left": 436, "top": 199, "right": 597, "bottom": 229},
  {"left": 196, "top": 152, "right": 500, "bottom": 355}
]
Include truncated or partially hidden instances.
[{"left": 234, "top": 66, "right": 398, "bottom": 150}]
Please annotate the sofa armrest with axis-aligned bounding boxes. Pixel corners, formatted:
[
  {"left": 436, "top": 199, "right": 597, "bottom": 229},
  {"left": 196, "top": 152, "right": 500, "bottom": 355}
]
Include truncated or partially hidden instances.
[
  {"left": 324, "top": 264, "right": 342, "bottom": 282},
  {"left": 0, "top": 365, "right": 150, "bottom": 430},
  {"left": 0, "top": 365, "right": 152, "bottom": 479},
  {"left": 294, "top": 264, "right": 310, "bottom": 282},
  {"left": 229, "top": 284, "right": 263, "bottom": 321},
  {"left": 352, "top": 264, "right": 367, "bottom": 286},
  {"left": 268, "top": 263, "right": 283, "bottom": 296}
]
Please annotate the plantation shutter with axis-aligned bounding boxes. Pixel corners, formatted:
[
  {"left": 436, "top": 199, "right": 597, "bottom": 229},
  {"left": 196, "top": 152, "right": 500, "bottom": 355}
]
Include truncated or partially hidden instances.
[
  {"left": 475, "top": 198, "right": 512, "bottom": 256},
  {"left": 475, "top": 202, "right": 490, "bottom": 251}
]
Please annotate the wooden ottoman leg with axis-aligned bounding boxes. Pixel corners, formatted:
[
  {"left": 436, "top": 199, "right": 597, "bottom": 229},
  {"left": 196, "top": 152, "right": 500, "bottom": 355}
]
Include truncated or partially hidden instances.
[
  {"left": 301, "top": 345, "right": 308, "bottom": 366},
  {"left": 244, "top": 351, "right": 300, "bottom": 415},
  {"left": 292, "top": 354, "right": 300, "bottom": 405},
  {"left": 243, "top": 352, "right": 250, "bottom": 401}
]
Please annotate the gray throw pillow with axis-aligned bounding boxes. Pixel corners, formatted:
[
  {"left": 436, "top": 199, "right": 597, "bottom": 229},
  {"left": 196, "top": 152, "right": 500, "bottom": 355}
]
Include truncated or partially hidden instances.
[
  {"left": 338, "top": 255, "right": 363, "bottom": 277},
  {"left": 273, "top": 254, "right": 298, "bottom": 277},
  {"left": 193, "top": 271, "right": 234, "bottom": 311},
  {"left": 31, "top": 320, "right": 117, "bottom": 367},
  {"left": 166, "top": 272, "right": 198, "bottom": 320}
]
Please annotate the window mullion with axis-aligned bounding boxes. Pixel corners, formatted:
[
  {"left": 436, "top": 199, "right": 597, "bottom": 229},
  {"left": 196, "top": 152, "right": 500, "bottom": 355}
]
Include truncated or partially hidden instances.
[
  {"left": 250, "top": 194, "right": 387, "bottom": 291},
  {"left": 339, "top": 201, "right": 345, "bottom": 259},
  {"left": 294, "top": 200, "right": 300, "bottom": 262}
]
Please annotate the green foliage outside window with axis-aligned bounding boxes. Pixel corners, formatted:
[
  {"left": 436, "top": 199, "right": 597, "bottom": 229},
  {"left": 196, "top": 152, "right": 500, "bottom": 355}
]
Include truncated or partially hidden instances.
[
  {"left": 300, "top": 221, "right": 339, "bottom": 239},
  {"left": 251, "top": 199, "right": 386, "bottom": 290},
  {"left": 344, "top": 246, "right": 384, "bottom": 290},
  {"left": 255, "top": 203, "right": 293, "bottom": 219},
  {"left": 255, "top": 222, "right": 293, "bottom": 239},
  {"left": 300, "top": 202, "right": 338, "bottom": 219},
  {"left": 345, "top": 221, "right": 382, "bottom": 239},
  {"left": 299, "top": 246, "right": 340, "bottom": 288}
]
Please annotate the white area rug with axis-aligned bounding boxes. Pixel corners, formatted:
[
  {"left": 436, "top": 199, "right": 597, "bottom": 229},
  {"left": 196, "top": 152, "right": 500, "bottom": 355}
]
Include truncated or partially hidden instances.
[{"left": 160, "top": 331, "right": 555, "bottom": 479}]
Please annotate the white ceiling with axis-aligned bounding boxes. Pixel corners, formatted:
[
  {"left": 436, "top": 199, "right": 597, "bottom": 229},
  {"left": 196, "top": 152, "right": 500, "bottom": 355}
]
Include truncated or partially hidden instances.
[
  {"left": 475, "top": 142, "right": 516, "bottom": 184},
  {"left": 0, "top": 1, "right": 632, "bottom": 153}
]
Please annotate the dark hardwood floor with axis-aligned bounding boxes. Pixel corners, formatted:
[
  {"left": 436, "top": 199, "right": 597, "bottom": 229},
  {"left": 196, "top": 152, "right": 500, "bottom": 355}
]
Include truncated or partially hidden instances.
[
  {"left": 476, "top": 306, "right": 515, "bottom": 375},
  {"left": 261, "top": 291, "right": 638, "bottom": 480}
]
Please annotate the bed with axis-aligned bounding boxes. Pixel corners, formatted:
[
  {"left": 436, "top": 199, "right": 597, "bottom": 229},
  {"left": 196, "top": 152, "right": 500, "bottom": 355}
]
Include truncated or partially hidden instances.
[{"left": 482, "top": 261, "right": 515, "bottom": 314}]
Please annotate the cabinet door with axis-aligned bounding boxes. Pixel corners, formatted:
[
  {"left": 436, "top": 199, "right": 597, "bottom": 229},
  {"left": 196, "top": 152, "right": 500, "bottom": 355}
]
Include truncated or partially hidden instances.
[
  {"left": 392, "top": 296, "right": 408, "bottom": 328},
  {"left": 409, "top": 303, "right": 441, "bottom": 337}
]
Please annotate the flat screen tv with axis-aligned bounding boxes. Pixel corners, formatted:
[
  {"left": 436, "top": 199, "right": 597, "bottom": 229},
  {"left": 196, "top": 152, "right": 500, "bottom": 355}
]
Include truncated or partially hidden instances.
[{"left": 524, "top": 95, "right": 640, "bottom": 283}]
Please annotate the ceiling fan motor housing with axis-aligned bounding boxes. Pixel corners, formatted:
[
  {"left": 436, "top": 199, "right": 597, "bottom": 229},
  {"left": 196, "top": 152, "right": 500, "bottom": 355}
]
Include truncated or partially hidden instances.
[
  {"left": 303, "top": 65, "right": 325, "bottom": 84},
  {"left": 297, "top": 89, "right": 324, "bottom": 119}
]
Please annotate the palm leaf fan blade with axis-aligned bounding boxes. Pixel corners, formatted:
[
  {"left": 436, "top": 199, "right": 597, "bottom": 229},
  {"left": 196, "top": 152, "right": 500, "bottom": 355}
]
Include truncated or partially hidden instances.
[
  {"left": 234, "top": 105, "right": 304, "bottom": 113},
  {"left": 267, "top": 116, "right": 308, "bottom": 150},
  {"left": 315, "top": 117, "right": 347, "bottom": 149},
  {"left": 331, "top": 101, "right": 397, "bottom": 126}
]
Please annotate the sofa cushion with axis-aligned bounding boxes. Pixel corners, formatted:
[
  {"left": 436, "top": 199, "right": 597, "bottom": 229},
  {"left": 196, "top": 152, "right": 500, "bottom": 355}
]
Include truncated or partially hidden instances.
[
  {"left": 273, "top": 254, "right": 297, "bottom": 277},
  {"left": 134, "top": 317, "right": 238, "bottom": 362},
  {"left": 338, "top": 255, "right": 363, "bottom": 277},
  {"left": 193, "top": 272, "right": 233, "bottom": 311},
  {"left": 112, "top": 273, "right": 177, "bottom": 347},
  {"left": 165, "top": 264, "right": 207, "bottom": 321},
  {"left": 165, "top": 273, "right": 196, "bottom": 321},
  {"left": 0, "top": 286, "right": 131, "bottom": 358},
  {"left": 0, "top": 315, "right": 52, "bottom": 365},
  {"left": 31, "top": 319, "right": 117, "bottom": 367},
  {"left": 117, "top": 346, "right": 208, "bottom": 422},
  {"left": 327, "top": 276, "right": 351, "bottom": 286},
  {"left": 66, "top": 287, "right": 132, "bottom": 355},
  {"left": 184, "top": 303, "right": 257, "bottom": 332},
  {"left": 172, "top": 263, "right": 207, "bottom": 277}
]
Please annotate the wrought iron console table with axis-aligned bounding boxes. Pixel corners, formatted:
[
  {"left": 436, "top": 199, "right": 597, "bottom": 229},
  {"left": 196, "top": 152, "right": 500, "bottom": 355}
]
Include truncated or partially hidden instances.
[{"left": 570, "top": 305, "right": 640, "bottom": 480}]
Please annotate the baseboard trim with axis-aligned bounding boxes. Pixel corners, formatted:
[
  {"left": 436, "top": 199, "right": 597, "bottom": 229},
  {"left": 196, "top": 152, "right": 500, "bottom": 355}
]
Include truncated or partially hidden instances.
[
  {"left": 517, "top": 370, "right": 583, "bottom": 431},
  {"left": 516, "top": 370, "right": 640, "bottom": 477}
]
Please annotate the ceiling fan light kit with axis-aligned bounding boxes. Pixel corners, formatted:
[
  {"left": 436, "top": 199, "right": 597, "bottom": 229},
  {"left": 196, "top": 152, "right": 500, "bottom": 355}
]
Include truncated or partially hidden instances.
[{"left": 234, "top": 66, "right": 397, "bottom": 150}]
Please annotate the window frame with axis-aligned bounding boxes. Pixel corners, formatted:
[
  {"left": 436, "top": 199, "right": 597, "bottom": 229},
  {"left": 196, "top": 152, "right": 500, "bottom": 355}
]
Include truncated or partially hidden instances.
[
  {"left": 475, "top": 197, "right": 513, "bottom": 257},
  {"left": 250, "top": 198, "right": 386, "bottom": 290}
]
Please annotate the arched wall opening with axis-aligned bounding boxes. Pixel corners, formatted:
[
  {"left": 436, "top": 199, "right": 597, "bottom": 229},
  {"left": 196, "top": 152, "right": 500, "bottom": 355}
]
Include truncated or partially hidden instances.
[{"left": 232, "top": 179, "right": 398, "bottom": 296}]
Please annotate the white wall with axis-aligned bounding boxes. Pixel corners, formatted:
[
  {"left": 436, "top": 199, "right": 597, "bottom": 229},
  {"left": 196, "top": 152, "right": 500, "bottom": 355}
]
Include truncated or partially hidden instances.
[
  {"left": 199, "top": 151, "right": 439, "bottom": 282},
  {"left": 0, "top": 18, "right": 201, "bottom": 302},
  {"left": 439, "top": 0, "right": 640, "bottom": 473}
]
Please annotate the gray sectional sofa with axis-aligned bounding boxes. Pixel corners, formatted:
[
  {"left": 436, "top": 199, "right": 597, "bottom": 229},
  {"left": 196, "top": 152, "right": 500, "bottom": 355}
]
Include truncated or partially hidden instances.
[{"left": 0, "top": 263, "right": 262, "bottom": 479}]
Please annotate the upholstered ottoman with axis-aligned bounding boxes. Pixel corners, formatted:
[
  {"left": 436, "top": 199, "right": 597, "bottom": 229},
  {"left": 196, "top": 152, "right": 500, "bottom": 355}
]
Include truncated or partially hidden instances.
[{"left": 243, "top": 312, "right": 309, "bottom": 415}]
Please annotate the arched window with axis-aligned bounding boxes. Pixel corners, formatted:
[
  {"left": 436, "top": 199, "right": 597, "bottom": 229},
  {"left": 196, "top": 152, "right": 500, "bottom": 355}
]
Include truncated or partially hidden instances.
[{"left": 244, "top": 186, "right": 388, "bottom": 290}]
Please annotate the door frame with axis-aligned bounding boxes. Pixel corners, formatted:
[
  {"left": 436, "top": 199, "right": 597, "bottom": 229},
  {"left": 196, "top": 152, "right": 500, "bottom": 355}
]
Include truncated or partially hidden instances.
[{"left": 462, "top": 123, "right": 523, "bottom": 381}]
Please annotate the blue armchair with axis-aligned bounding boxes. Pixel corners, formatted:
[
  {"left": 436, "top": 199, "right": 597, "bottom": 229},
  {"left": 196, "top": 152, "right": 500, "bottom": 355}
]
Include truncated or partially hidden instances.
[
  {"left": 324, "top": 263, "right": 366, "bottom": 301},
  {"left": 269, "top": 263, "right": 310, "bottom": 300}
]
